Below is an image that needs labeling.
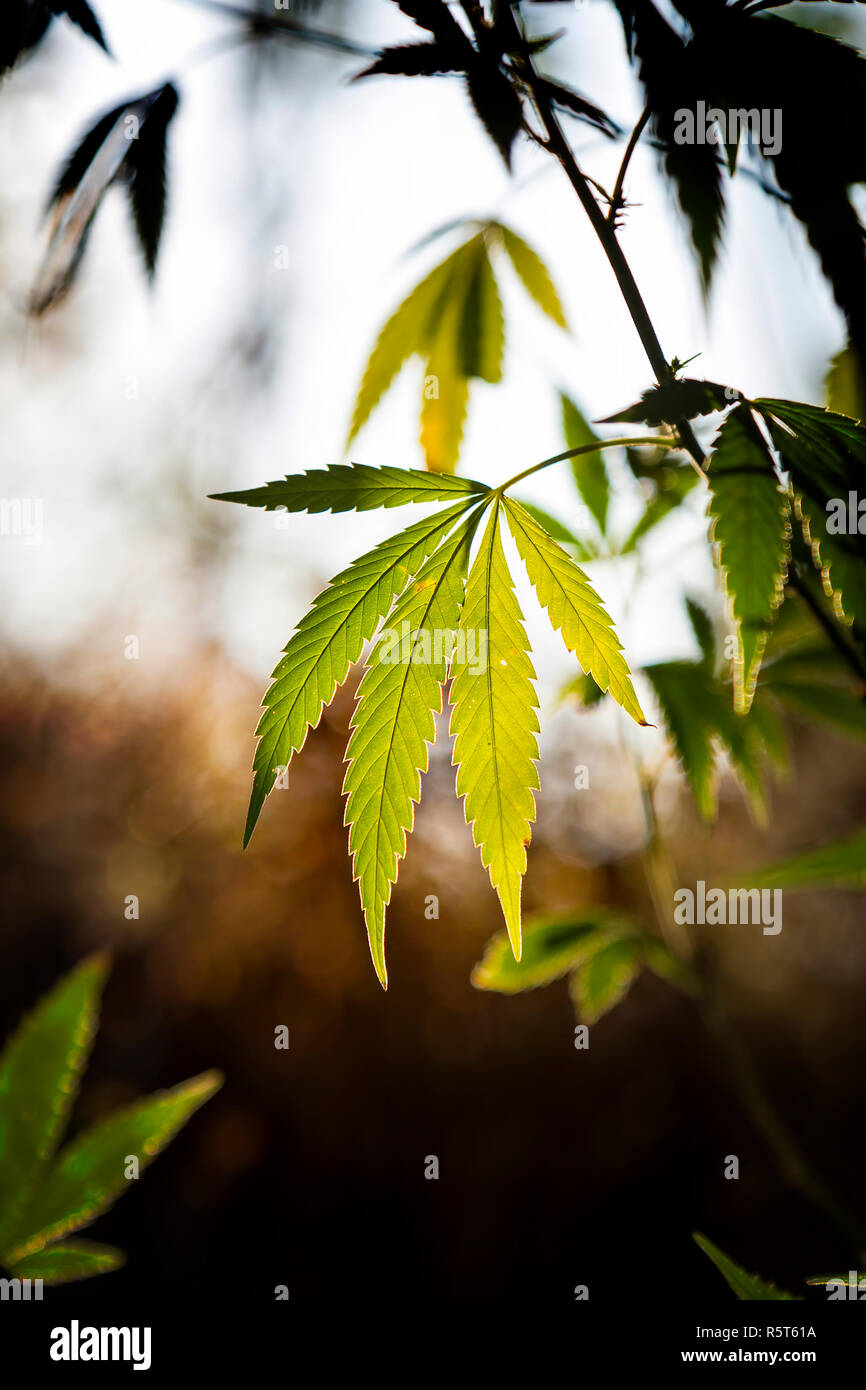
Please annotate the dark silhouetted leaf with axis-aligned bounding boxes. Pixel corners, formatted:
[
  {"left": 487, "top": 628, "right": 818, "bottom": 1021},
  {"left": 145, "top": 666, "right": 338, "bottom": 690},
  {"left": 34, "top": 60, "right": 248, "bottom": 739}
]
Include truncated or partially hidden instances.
[{"left": 603, "top": 378, "right": 734, "bottom": 426}]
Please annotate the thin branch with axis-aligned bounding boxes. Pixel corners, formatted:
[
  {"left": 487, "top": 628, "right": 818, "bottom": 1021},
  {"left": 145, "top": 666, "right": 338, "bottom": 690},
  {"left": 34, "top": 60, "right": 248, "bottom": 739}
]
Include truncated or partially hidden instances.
[{"left": 498, "top": 435, "right": 680, "bottom": 494}]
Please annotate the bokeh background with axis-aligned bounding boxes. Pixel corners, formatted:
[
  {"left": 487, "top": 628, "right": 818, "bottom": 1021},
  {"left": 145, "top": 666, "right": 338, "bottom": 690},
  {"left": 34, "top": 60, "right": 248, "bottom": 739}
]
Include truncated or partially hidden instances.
[{"left": 1, "top": 0, "right": 865, "bottom": 1301}]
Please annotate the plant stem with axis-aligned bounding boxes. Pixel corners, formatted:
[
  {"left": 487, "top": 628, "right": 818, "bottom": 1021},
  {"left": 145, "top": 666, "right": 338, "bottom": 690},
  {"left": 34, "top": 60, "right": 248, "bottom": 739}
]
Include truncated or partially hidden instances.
[
  {"left": 498, "top": 434, "right": 679, "bottom": 495},
  {"left": 508, "top": 27, "right": 706, "bottom": 470}
]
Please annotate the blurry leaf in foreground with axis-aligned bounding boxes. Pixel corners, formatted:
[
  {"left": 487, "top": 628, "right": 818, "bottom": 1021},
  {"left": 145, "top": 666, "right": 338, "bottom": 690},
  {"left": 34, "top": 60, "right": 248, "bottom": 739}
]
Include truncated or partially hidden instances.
[
  {"left": 693, "top": 1233, "right": 799, "bottom": 1301},
  {"left": 561, "top": 394, "right": 608, "bottom": 536},
  {"left": 30, "top": 83, "right": 179, "bottom": 315},
  {"left": 1, "top": 0, "right": 109, "bottom": 76},
  {"left": 472, "top": 911, "right": 636, "bottom": 994},
  {"left": 0, "top": 957, "right": 221, "bottom": 1282}
]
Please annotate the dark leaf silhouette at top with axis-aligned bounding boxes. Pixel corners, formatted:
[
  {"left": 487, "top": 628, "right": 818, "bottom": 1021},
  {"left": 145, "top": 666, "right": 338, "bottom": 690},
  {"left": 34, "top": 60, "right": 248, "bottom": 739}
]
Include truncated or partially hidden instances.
[
  {"left": 1, "top": 0, "right": 109, "bottom": 76},
  {"left": 627, "top": 0, "right": 726, "bottom": 293},
  {"left": 29, "top": 82, "right": 180, "bottom": 314},
  {"left": 613, "top": 1, "right": 866, "bottom": 354},
  {"left": 356, "top": 0, "right": 616, "bottom": 169}
]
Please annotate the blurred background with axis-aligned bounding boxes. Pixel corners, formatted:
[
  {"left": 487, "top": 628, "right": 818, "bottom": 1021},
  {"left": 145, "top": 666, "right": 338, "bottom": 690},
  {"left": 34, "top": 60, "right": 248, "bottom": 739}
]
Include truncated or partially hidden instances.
[{"left": 1, "top": 0, "right": 865, "bottom": 1301}]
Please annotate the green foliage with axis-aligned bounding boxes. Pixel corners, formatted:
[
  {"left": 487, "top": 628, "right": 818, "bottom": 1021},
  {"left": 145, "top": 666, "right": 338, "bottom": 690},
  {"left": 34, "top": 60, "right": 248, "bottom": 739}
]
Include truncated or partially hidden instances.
[
  {"left": 0, "top": 957, "right": 221, "bottom": 1284},
  {"left": 561, "top": 394, "right": 609, "bottom": 536},
  {"left": 742, "top": 825, "right": 866, "bottom": 893},
  {"left": 217, "top": 445, "right": 653, "bottom": 981},
  {"left": 347, "top": 223, "right": 568, "bottom": 473},
  {"left": 474, "top": 909, "right": 686, "bottom": 1023},
  {"left": 693, "top": 1233, "right": 799, "bottom": 1301},
  {"left": 707, "top": 406, "right": 790, "bottom": 713}
]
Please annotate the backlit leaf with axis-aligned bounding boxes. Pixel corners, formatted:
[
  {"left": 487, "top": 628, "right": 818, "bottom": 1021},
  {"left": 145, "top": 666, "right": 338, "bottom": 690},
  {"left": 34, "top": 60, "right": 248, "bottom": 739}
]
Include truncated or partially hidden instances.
[{"left": 451, "top": 503, "right": 540, "bottom": 959}]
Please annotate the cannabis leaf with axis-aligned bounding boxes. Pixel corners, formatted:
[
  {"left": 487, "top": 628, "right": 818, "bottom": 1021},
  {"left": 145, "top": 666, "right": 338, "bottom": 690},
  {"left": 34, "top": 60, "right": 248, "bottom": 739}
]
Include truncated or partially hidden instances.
[
  {"left": 241, "top": 497, "right": 480, "bottom": 845},
  {"left": 0, "top": 956, "right": 221, "bottom": 1284},
  {"left": 694, "top": 1233, "right": 799, "bottom": 1301},
  {"left": 344, "top": 503, "right": 486, "bottom": 985},
  {"left": 211, "top": 463, "right": 488, "bottom": 513},
  {"left": 603, "top": 378, "right": 734, "bottom": 426},
  {"left": 707, "top": 406, "right": 790, "bottom": 713},
  {"left": 451, "top": 502, "right": 539, "bottom": 959},
  {"left": 348, "top": 222, "right": 567, "bottom": 472},
  {"left": 30, "top": 83, "right": 179, "bottom": 314},
  {"left": 503, "top": 498, "right": 647, "bottom": 725},
  {"left": 569, "top": 938, "right": 643, "bottom": 1025}
]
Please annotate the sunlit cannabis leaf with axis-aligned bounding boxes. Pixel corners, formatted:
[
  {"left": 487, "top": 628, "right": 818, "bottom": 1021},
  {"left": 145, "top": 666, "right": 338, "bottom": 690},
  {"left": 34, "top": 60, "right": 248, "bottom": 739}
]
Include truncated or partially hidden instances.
[
  {"left": 0, "top": 957, "right": 221, "bottom": 1284},
  {"left": 561, "top": 394, "right": 608, "bottom": 536},
  {"left": 211, "top": 463, "right": 488, "bottom": 513},
  {"left": 603, "top": 378, "right": 734, "bottom": 427},
  {"left": 693, "top": 1233, "right": 799, "bottom": 1301},
  {"left": 348, "top": 223, "right": 567, "bottom": 472},
  {"left": 472, "top": 910, "right": 637, "bottom": 994},
  {"left": 344, "top": 504, "right": 486, "bottom": 986},
  {"left": 451, "top": 503, "right": 539, "bottom": 959},
  {"left": 518, "top": 503, "right": 596, "bottom": 560},
  {"left": 503, "top": 498, "right": 647, "bottom": 725},
  {"left": 569, "top": 937, "right": 642, "bottom": 1024},
  {"left": 742, "top": 825, "right": 866, "bottom": 894},
  {"left": 707, "top": 406, "right": 790, "bottom": 713},
  {"left": 241, "top": 499, "right": 479, "bottom": 845},
  {"left": 30, "top": 82, "right": 179, "bottom": 314},
  {"left": 826, "top": 343, "right": 866, "bottom": 423}
]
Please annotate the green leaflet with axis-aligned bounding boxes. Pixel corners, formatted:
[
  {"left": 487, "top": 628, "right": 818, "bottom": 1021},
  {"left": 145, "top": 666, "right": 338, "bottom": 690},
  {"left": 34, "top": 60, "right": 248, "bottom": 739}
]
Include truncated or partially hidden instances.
[
  {"left": 419, "top": 271, "right": 473, "bottom": 474},
  {"left": 458, "top": 238, "right": 504, "bottom": 383},
  {"left": 210, "top": 463, "right": 489, "bottom": 513},
  {"left": 561, "top": 393, "right": 608, "bottom": 535},
  {"left": 244, "top": 500, "right": 476, "bottom": 845},
  {"left": 451, "top": 502, "right": 540, "bottom": 959},
  {"left": 694, "top": 1234, "right": 799, "bottom": 1302},
  {"left": 503, "top": 498, "right": 647, "bottom": 726},
  {"left": 0, "top": 954, "right": 108, "bottom": 1252},
  {"left": 707, "top": 406, "right": 790, "bottom": 713},
  {"left": 2, "top": 1072, "right": 222, "bottom": 1265},
  {"left": 569, "top": 937, "right": 642, "bottom": 1024},
  {"left": 499, "top": 225, "right": 568, "bottom": 329},
  {"left": 472, "top": 911, "right": 634, "bottom": 994},
  {"left": 344, "top": 503, "right": 486, "bottom": 986},
  {"left": 742, "top": 825, "right": 866, "bottom": 893},
  {"left": 767, "top": 680, "right": 866, "bottom": 745},
  {"left": 7, "top": 1239, "right": 125, "bottom": 1286}
]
